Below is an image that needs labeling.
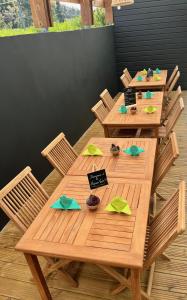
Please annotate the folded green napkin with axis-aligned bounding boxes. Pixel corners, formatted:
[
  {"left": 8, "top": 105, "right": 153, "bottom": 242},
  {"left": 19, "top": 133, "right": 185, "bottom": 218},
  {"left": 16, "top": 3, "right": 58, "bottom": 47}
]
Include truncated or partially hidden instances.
[
  {"left": 118, "top": 105, "right": 128, "bottom": 114},
  {"left": 144, "top": 106, "right": 157, "bottom": 114},
  {"left": 51, "top": 195, "right": 81, "bottom": 210},
  {"left": 82, "top": 144, "right": 103, "bottom": 156},
  {"left": 137, "top": 75, "right": 143, "bottom": 82},
  {"left": 143, "top": 91, "right": 154, "bottom": 99},
  {"left": 105, "top": 196, "right": 131, "bottom": 215},
  {"left": 153, "top": 74, "right": 161, "bottom": 81},
  {"left": 141, "top": 69, "right": 147, "bottom": 76},
  {"left": 123, "top": 145, "right": 144, "bottom": 156},
  {"left": 154, "top": 68, "right": 161, "bottom": 74}
]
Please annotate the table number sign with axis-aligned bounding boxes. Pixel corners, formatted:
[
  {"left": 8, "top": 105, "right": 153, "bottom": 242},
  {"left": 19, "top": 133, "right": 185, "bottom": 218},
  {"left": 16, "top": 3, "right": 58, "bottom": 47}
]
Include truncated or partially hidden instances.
[{"left": 87, "top": 169, "right": 108, "bottom": 190}]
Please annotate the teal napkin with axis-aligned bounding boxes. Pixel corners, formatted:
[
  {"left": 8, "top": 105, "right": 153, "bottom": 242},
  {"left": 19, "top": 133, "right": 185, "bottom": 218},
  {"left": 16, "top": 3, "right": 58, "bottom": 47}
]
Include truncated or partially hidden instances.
[
  {"left": 123, "top": 145, "right": 144, "bottom": 156},
  {"left": 105, "top": 197, "right": 131, "bottom": 215},
  {"left": 51, "top": 195, "right": 81, "bottom": 210},
  {"left": 137, "top": 75, "right": 143, "bottom": 82},
  {"left": 154, "top": 68, "right": 161, "bottom": 74},
  {"left": 143, "top": 91, "right": 154, "bottom": 99},
  {"left": 118, "top": 105, "right": 128, "bottom": 114}
]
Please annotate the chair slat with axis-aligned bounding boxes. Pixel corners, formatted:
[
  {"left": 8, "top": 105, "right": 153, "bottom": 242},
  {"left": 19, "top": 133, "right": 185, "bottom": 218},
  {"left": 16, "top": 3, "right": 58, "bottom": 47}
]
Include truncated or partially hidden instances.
[
  {"left": 168, "top": 71, "right": 180, "bottom": 95},
  {"left": 164, "top": 86, "right": 182, "bottom": 120},
  {"left": 165, "top": 97, "right": 184, "bottom": 137},
  {"left": 41, "top": 132, "right": 78, "bottom": 176},
  {"left": 123, "top": 68, "right": 132, "bottom": 82}
]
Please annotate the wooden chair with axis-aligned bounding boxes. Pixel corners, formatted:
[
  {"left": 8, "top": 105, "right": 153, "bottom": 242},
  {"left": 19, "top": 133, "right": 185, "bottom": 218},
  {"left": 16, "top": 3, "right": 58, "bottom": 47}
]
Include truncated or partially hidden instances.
[
  {"left": 123, "top": 68, "right": 132, "bottom": 82},
  {"left": 41, "top": 132, "right": 78, "bottom": 176},
  {"left": 91, "top": 100, "right": 140, "bottom": 138},
  {"left": 91, "top": 100, "right": 109, "bottom": 123},
  {"left": 165, "top": 65, "right": 178, "bottom": 91},
  {"left": 120, "top": 73, "right": 130, "bottom": 89},
  {"left": 100, "top": 89, "right": 115, "bottom": 111},
  {"left": 152, "top": 132, "right": 179, "bottom": 196},
  {"left": 111, "top": 181, "right": 186, "bottom": 298},
  {"left": 137, "top": 97, "right": 184, "bottom": 140},
  {"left": 0, "top": 167, "right": 78, "bottom": 286},
  {"left": 162, "top": 86, "right": 182, "bottom": 121},
  {"left": 167, "top": 71, "right": 180, "bottom": 96}
]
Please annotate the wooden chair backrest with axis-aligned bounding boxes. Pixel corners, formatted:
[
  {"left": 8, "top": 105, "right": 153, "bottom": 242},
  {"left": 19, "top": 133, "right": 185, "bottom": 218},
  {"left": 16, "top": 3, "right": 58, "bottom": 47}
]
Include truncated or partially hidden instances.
[
  {"left": 168, "top": 71, "right": 180, "bottom": 95},
  {"left": 0, "top": 167, "right": 49, "bottom": 232},
  {"left": 166, "top": 65, "right": 178, "bottom": 90},
  {"left": 91, "top": 100, "right": 109, "bottom": 124},
  {"left": 41, "top": 132, "right": 77, "bottom": 176},
  {"left": 152, "top": 132, "right": 179, "bottom": 192},
  {"left": 144, "top": 181, "right": 185, "bottom": 269},
  {"left": 120, "top": 73, "right": 129, "bottom": 88},
  {"left": 165, "top": 97, "right": 184, "bottom": 138},
  {"left": 165, "top": 86, "right": 182, "bottom": 119},
  {"left": 123, "top": 68, "right": 132, "bottom": 82},
  {"left": 100, "top": 89, "right": 114, "bottom": 111}
]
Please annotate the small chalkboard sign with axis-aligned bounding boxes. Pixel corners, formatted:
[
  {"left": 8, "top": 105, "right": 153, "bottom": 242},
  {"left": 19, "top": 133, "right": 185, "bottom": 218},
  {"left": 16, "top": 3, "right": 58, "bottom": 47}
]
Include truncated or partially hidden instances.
[{"left": 87, "top": 169, "right": 108, "bottom": 190}]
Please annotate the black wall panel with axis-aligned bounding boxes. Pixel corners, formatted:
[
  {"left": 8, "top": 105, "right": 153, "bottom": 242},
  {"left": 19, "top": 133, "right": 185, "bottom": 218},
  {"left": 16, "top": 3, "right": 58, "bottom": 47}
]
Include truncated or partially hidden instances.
[
  {"left": 113, "top": 0, "right": 187, "bottom": 87},
  {"left": 0, "top": 26, "right": 118, "bottom": 229}
]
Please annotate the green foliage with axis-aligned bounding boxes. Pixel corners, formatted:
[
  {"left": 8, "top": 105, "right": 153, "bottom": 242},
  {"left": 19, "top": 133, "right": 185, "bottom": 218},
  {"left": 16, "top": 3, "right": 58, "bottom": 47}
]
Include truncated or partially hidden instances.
[{"left": 93, "top": 8, "right": 105, "bottom": 26}]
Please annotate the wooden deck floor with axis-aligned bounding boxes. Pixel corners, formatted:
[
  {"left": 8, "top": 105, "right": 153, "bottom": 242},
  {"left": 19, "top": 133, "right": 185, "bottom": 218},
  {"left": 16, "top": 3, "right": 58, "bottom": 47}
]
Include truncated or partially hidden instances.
[{"left": 0, "top": 92, "right": 187, "bottom": 300}]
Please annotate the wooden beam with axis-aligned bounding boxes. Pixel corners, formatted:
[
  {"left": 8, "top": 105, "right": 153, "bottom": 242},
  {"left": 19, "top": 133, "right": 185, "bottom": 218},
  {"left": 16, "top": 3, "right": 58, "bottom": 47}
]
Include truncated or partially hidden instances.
[
  {"left": 80, "top": 0, "right": 94, "bottom": 26},
  {"left": 29, "top": 0, "right": 52, "bottom": 28},
  {"left": 104, "top": 0, "right": 113, "bottom": 24}
]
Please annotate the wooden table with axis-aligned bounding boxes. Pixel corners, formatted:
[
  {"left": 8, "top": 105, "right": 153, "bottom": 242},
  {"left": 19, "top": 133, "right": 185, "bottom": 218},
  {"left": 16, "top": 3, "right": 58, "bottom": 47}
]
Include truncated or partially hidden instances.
[
  {"left": 129, "top": 70, "right": 167, "bottom": 90},
  {"left": 103, "top": 92, "right": 164, "bottom": 138},
  {"left": 15, "top": 138, "right": 157, "bottom": 300},
  {"left": 68, "top": 137, "right": 157, "bottom": 180}
]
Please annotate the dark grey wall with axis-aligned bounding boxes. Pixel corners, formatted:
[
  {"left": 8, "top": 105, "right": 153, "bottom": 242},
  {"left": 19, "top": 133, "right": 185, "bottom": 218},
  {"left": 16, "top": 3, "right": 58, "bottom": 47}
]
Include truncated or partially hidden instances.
[
  {"left": 113, "top": 0, "right": 187, "bottom": 88},
  {"left": 0, "top": 26, "right": 118, "bottom": 229}
]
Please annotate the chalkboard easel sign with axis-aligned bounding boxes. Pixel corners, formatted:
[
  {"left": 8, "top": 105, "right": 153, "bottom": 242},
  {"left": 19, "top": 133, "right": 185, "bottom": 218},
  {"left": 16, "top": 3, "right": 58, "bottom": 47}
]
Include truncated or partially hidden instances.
[{"left": 87, "top": 169, "right": 108, "bottom": 190}]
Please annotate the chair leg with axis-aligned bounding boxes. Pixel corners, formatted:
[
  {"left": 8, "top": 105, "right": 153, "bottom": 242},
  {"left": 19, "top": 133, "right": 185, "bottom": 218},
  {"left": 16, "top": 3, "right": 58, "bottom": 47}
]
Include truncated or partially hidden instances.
[
  {"left": 161, "top": 253, "right": 171, "bottom": 261},
  {"left": 156, "top": 192, "right": 167, "bottom": 201},
  {"left": 141, "top": 290, "right": 152, "bottom": 300},
  {"left": 147, "top": 262, "right": 155, "bottom": 297}
]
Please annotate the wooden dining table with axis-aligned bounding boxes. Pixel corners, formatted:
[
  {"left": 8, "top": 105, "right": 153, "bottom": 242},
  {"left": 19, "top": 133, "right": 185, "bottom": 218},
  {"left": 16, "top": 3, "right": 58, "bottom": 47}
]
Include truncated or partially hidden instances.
[
  {"left": 103, "top": 91, "right": 164, "bottom": 138},
  {"left": 128, "top": 70, "right": 168, "bottom": 90},
  {"left": 15, "top": 137, "right": 157, "bottom": 300}
]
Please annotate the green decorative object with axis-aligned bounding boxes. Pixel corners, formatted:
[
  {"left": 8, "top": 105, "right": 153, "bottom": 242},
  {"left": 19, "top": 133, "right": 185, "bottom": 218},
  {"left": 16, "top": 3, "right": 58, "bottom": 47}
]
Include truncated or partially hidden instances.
[
  {"left": 137, "top": 75, "right": 143, "bottom": 82},
  {"left": 118, "top": 105, "right": 128, "bottom": 114},
  {"left": 155, "top": 68, "right": 161, "bottom": 74},
  {"left": 143, "top": 91, "right": 154, "bottom": 99},
  {"left": 105, "top": 196, "right": 131, "bottom": 215},
  {"left": 153, "top": 74, "right": 161, "bottom": 81},
  {"left": 51, "top": 195, "right": 81, "bottom": 210},
  {"left": 141, "top": 69, "right": 147, "bottom": 76},
  {"left": 144, "top": 106, "right": 157, "bottom": 114},
  {"left": 82, "top": 144, "right": 103, "bottom": 156},
  {"left": 123, "top": 145, "right": 144, "bottom": 156}
]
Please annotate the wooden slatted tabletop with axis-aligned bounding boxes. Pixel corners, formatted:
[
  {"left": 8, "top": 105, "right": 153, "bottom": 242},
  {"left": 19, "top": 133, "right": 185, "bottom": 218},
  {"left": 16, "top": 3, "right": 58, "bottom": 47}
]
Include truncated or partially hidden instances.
[
  {"left": 68, "top": 137, "right": 157, "bottom": 180},
  {"left": 16, "top": 175, "right": 152, "bottom": 268},
  {"left": 102, "top": 92, "right": 164, "bottom": 137},
  {"left": 128, "top": 70, "right": 167, "bottom": 90}
]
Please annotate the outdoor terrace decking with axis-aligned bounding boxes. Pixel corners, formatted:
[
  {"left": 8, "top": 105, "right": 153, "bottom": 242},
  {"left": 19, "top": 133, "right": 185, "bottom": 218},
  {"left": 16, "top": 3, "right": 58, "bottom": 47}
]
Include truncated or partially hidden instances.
[{"left": 0, "top": 92, "right": 186, "bottom": 300}]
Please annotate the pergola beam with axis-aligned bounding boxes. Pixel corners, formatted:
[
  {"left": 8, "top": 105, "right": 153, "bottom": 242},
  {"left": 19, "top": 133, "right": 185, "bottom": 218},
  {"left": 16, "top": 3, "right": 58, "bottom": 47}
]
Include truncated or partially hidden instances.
[
  {"left": 80, "top": 0, "right": 94, "bottom": 26},
  {"left": 29, "top": 0, "right": 52, "bottom": 28}
]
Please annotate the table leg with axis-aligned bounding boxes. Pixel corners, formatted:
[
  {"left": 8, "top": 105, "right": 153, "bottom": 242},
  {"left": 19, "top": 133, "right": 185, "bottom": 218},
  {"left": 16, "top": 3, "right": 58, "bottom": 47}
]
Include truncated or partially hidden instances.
[
  {"left": 104, "top": 126, "right": 110, "bottom": 137},
  {"left": 154, "top": 127, "right": 159, "bottom": 138},
  {"left": 24, "top": 253, "right": 52, "bottom": 300},
  {"left": 131, "top": 269, "right": 141, "bottom": 300}
]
